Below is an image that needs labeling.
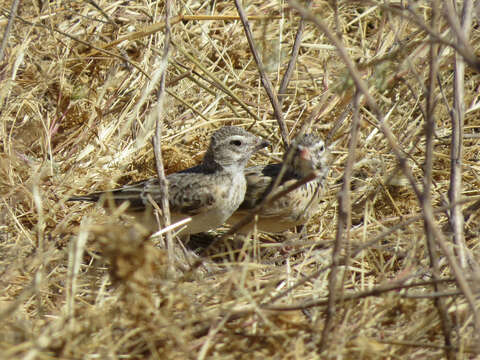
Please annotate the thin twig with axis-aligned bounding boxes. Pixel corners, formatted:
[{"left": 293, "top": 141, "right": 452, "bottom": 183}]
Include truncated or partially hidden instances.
[
  {"left": 85, "top": 0, "right": 118, "bottom": 28},
  {"left": 318, "top": 91, "right": 361, "bottom": 352},
  {"left": 263, "top": 277, "right": 463, "bottom": 311},
  {"left": 0, "top": 0, "right": 20, "bottom": 62},
  {"left": 447, "top": 0, "right": 473, "bottom": 269},
  {"left": 234, "top": 0, "right": 289, "bottom": 148},
  {"left": 152, "top": 1, "right": 174, "bottom": 272},
  {"left": 423, "top": 4, "right": 454, "bottom": 357},
  {"left": 442, "top": 0, "right": 473, "bottom": 58},
  {"left": 376, "top": 339, "right": 478, "bottom": 353},
  {"left": 278, "top": 0, "right": 312, "bottom": 107},
  {"left": 403, "top": 290, "right": 465, "bottom": 299}
]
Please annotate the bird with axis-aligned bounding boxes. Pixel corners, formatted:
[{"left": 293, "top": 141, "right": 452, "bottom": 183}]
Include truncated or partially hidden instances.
[
  {"left": 227, "top": 133, "right": 329, "bottom": 234},
  {"left": 69, "top": 126, "right": 269, "bottom": 236}
]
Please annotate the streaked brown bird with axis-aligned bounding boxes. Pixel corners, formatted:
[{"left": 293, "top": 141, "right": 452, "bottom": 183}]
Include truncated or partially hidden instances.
[
  {"left": 227, "top": 133, "right": 329, "bottom": 234},
  {"left": 69, "top": 126, "right": 269, "bottom": 236}
]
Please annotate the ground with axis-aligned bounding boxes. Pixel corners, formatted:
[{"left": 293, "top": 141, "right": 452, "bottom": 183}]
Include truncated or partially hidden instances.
[{"left": 1, "top": 1, "right": 479, "bottom": 359}]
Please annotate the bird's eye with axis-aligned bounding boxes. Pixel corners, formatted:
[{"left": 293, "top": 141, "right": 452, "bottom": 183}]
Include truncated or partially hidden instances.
[{"left": 230, "top": 140, "right": 242, "bottom": 146}]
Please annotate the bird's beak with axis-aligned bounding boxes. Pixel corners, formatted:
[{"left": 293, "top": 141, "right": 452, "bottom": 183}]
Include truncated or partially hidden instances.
[{"left": 298, "top": 145, "right": 311, "bottom": 161}]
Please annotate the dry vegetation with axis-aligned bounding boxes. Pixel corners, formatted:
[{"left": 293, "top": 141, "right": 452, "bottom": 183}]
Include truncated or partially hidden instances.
[{"left": 1, "top": 0, "right": 480, "bottom": 358}]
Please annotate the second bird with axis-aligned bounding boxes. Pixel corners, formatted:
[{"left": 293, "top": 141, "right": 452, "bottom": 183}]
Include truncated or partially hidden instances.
[{"left": 227, "top": 133, "right": 329, "bottom": 234}]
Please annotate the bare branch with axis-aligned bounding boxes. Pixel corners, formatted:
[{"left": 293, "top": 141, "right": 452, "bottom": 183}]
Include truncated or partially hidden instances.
[
  {"left": 263, "top": 277, "right": 463, "bottom": 311},
  {"left": 278, "top": 0, "right": 313, "bottom": 107},
  {"left": 423, "top": 3, "right": 454, "bottom": 357},
  {"left": 152, "top": 0, "right": 174, "bottom": 272},
  {"left": 318, "top": 91, "right": 360, "bottom": 352},
  {"left": 448, "top": 0, "right": 473, "bottom": 269},
  {"left": 234, "top": 0, "right": 289, "bottom": 147}
]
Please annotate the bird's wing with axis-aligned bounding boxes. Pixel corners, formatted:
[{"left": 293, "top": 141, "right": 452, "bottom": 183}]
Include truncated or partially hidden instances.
[
  {"left": 70, "top": 173, "right": 225, "bottom": 216},
  {"left": 240, "top": 163, "right": 297, "bottom": 210},
  {"left": 145, "top": 173, "right": 221, "bottom": 216}
]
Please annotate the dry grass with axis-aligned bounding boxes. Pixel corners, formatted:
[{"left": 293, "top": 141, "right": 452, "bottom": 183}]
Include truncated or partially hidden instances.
[{"left": 1, "top": 0, "right": 480, "bottom": 358}]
